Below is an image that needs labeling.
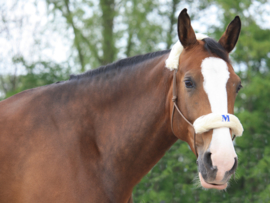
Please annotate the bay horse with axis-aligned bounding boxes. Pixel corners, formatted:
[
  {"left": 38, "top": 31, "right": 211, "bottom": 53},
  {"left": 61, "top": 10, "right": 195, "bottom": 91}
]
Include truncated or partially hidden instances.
[{"left": 0, "top": 9, "right": 243, "bottom": 203}]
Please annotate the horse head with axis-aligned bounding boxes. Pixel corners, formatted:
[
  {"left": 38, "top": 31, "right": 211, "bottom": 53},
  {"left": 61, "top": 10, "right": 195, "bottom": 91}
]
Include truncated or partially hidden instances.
[{"left": 168, "top": 9, "right": 243, "bottom": 190}]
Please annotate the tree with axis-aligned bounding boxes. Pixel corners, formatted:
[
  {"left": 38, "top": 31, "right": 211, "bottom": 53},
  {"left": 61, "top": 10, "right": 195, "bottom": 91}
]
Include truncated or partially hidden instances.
[{"left": 0, "top": 0, "right": 71, "bottom": 100}]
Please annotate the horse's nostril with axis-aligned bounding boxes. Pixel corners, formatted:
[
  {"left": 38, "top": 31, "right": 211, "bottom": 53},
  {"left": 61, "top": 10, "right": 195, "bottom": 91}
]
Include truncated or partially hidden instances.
[
  {"left": 203, "top": 152, "right": 216, "bottom": 171},
  {"left": 228, "top": 157, "right": 238, "bottom": 174}
]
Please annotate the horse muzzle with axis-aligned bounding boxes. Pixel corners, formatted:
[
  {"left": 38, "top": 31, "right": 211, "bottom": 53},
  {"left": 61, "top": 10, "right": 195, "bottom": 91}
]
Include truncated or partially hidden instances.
[
  {"left": 193, "top": 113, "right": 243, "bottom": 190},
  {"left": 197, "top": 151, "right": 238, "bottom": 190}
]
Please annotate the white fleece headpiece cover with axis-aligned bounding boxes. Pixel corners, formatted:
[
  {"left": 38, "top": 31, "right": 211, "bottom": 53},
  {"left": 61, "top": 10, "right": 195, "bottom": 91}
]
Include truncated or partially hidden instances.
[
  {"left": 165, "top": 33, "right": 208, "bottom": 70},
  {"left": 193, "top": 113, "right": 243, "bottom": 136}
]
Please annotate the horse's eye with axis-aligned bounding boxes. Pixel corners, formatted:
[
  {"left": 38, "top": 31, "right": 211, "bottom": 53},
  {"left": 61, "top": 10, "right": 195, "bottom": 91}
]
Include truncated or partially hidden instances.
[
  {"left": 236, "top": 84, "right": 243, "bottom": 93},
  {"left": 185, "top": 80, "right": 194, "bottom": 88}
]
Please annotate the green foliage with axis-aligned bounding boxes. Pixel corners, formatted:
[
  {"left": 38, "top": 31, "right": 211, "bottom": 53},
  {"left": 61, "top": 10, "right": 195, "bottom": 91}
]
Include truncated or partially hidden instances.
[
  {"left": 3, "top": 56, "right": 70, "bottom": 99},
  {"left": 134, "top": 141, "right": 198, "bottom": 203}
]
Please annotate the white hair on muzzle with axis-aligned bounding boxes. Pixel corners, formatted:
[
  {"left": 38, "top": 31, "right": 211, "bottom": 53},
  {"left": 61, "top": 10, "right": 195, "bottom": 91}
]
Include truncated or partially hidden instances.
[
  {"left": 193, "top": 113, "right": 244, "bottom": 136},
  {"left": 165, "top": 33, "right": 208, "bottom": 70}
]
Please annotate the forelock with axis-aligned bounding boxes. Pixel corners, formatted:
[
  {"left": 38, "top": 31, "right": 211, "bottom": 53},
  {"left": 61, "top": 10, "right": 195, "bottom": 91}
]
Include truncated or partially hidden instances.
[{"left": 202, "top": 38, "right": 229, "bottom": 63}]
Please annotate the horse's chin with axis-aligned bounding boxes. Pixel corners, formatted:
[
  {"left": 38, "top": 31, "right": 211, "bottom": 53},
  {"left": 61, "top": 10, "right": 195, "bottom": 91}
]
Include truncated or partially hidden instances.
[{"left": 199, "top": 173, "right": 227, "bottom": 190}]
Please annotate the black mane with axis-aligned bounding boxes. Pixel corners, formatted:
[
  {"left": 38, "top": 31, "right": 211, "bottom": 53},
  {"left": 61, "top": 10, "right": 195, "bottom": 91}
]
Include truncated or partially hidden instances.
[
  {"left": 70, "top": 49, "right": 170, "bottom": 80},
  {"left": 202, "top": 38, "right": 229, "bottom": 62},
  {"left": 69, "top": 38, "right": 228, "bottom": 81}
]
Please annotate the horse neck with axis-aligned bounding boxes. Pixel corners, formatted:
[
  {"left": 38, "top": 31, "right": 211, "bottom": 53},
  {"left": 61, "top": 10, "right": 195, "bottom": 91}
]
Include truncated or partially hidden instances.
[{"left": 75, "top": 53, "right": 177, "bottom": 198}]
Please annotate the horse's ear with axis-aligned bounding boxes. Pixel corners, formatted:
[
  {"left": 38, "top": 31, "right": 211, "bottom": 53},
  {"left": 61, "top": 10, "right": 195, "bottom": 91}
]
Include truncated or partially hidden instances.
[
  {"left": 177, "top": 8, "right": 197, "bottom": 48},
  {"left": 218, "top": 16, "right": 241, "bottom": 53}
]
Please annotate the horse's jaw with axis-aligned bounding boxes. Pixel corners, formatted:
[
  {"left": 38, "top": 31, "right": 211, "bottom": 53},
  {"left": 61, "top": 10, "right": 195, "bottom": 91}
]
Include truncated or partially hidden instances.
[{"left": 199, "top": 173, "right": 227, "bottom": 190}]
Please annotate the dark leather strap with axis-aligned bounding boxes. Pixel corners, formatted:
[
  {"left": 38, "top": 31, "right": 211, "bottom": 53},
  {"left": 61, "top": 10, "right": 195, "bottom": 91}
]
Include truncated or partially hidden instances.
[{"left": 171, "top": 70, "right": 198, "bottom": 157}]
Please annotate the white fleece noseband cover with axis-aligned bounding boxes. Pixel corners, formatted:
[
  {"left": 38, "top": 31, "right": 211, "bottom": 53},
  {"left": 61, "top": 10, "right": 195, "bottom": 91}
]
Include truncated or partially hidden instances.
[
  {"left": 166, "top": 33, "right": 244, "bottom": 137},
  {"left": 193, "top": 113, "right": 243, "bottom": 136}
]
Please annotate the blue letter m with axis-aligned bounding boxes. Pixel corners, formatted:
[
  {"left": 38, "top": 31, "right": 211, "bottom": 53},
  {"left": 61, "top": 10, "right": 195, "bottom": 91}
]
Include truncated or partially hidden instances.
[{"left": 222, "top": 115, "right": 230, "bottom": 122}]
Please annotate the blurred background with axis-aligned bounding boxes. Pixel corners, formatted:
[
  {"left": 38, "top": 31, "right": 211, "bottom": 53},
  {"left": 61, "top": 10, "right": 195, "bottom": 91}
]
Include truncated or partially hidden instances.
[{"left": 0, "top": 0, "right": 270, "bottom": 202}]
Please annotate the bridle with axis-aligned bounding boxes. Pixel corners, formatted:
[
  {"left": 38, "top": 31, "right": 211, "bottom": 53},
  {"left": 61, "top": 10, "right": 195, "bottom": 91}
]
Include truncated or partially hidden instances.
[
  {"left": 170, "top": 69, "right": 236, "bottom": 158},
  {"left": 170, "top": 70, "right": 198, "bottom": 157}
]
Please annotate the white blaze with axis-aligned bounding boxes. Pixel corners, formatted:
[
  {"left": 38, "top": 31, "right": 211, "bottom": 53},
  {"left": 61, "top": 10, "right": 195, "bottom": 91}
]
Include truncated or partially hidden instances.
[{"left": 201, "top": 57, "right": 237, "bottom": 181}]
